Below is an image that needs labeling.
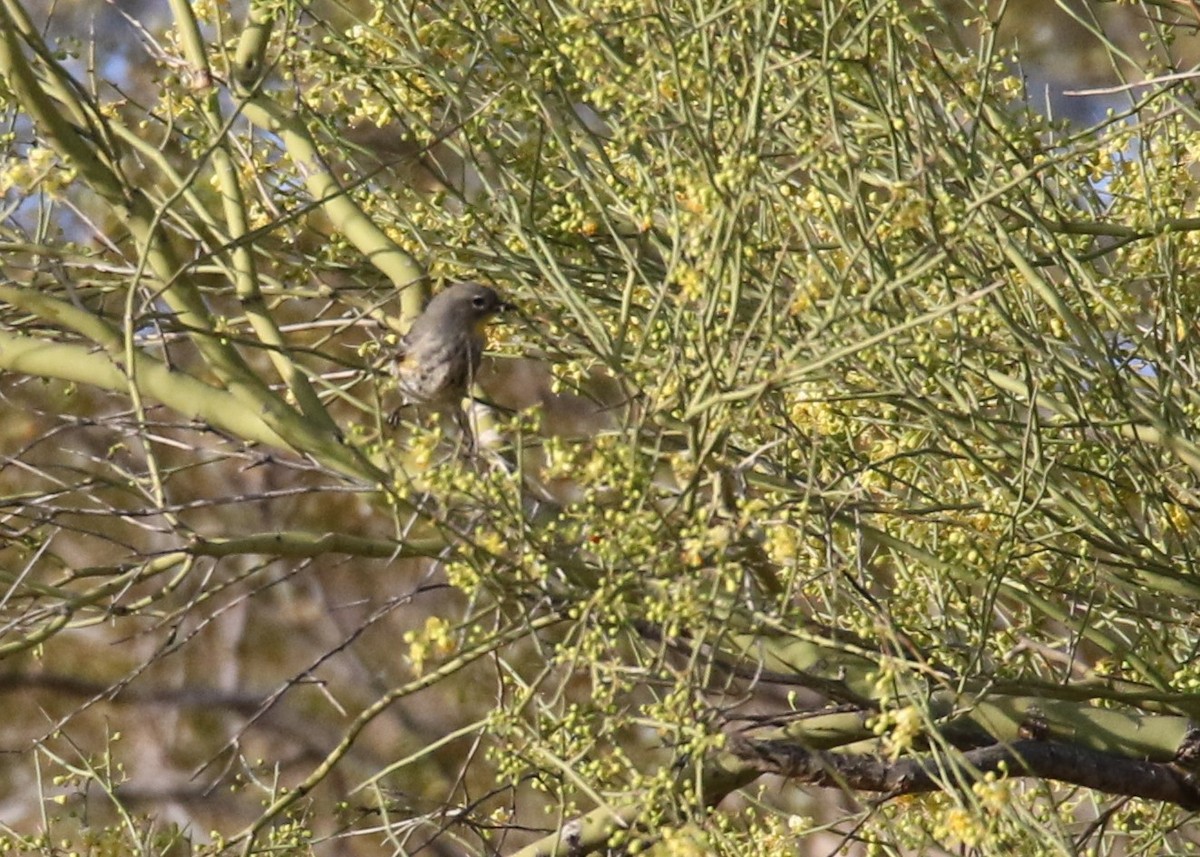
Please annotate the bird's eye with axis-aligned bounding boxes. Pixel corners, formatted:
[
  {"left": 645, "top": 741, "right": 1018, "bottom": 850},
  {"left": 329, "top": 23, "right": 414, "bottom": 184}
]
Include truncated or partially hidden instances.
[{"left": 472, "top": 295, "right": 488, "bottom": 309}]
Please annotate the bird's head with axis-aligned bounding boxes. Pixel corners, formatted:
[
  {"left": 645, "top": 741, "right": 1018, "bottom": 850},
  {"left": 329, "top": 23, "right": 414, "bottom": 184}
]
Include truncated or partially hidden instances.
[{"left": 427, "top": 282, "right": 512, "bottom": 335}]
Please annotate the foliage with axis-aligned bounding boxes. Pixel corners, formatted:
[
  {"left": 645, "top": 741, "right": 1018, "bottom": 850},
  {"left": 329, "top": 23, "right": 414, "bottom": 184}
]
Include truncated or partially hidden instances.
[{"left": 1, "top": 0, "right": 1200, "bottom": 854}]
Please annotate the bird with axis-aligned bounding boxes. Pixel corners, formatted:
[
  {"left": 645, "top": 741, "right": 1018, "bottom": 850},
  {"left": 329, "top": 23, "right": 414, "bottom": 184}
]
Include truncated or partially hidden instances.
[{"left": 388, "top": 282, "right": 510, "bottom": 436}]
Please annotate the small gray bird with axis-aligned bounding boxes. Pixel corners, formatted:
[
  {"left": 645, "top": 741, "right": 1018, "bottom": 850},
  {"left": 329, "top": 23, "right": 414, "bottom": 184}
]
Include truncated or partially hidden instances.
[{"left": 389, "top": 282, "right": 509, "bottom": 426}]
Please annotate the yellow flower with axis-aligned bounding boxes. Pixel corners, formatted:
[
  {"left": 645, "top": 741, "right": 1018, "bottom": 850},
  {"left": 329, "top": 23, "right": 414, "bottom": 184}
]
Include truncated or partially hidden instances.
[{"left": 403, "top": 616, "right": 456, "bottom": 674}]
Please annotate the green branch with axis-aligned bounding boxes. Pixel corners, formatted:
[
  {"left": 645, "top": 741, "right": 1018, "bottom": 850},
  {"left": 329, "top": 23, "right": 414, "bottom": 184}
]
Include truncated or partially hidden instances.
[
  {"left": 231, "top": 3, "right": 427, "bottom": 324},
  {"left": 0, "top": 329, "right": 287, "bottom": 448},
  {"left": 0, "top": 7, "right": 379, "bottom": 481},
  {"left": 168, "top": 0, "right": 340, "bottom": 436}
]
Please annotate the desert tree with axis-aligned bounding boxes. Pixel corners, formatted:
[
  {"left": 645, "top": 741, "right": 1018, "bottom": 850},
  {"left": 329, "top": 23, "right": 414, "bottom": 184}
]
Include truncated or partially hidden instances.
[{"left": 1, "top": 0, "right": 1200, "bottom": 855}]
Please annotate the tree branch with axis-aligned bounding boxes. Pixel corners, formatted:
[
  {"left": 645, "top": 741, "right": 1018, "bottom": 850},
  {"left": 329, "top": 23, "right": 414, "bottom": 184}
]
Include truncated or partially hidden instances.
[{"left": 728, "top": 735, "right": 1200, "bottom": 810}]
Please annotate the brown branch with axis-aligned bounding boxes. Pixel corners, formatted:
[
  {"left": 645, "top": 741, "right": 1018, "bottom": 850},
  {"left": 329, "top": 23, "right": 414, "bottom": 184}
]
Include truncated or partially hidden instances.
[
  {"left": 0, "top": 671, "right": 265, "bottom": 713},
  {"left": 728, "top": 735, "right": 1200, "bottom": 810}
]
